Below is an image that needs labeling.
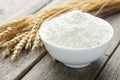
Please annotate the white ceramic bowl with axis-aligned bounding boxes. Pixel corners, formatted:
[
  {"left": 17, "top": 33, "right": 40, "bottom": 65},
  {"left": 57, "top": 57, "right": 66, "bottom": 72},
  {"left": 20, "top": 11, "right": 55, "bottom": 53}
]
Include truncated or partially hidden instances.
[{"left": 39, "top": 25, "right": 114, "bottom": 68}]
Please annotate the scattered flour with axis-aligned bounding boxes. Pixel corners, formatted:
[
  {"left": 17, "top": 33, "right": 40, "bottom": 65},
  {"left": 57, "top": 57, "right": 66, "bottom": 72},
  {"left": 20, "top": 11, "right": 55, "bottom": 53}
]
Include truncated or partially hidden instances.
[{"left": 40, "top": 10, "right": 113, "bottom": 49}]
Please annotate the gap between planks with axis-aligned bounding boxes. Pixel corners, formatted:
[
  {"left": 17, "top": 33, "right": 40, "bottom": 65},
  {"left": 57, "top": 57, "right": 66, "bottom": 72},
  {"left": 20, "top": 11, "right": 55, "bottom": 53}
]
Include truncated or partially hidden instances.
[
  {"left": 95, "top": 12, "right": 120, "bottom": 79},
  {"left": 96, "top": 42, "right": 120, "bottom": 80},
  {"left": 95, "top": 40, "right": 120, "bottom": 80},
  {"left": 32, "top": 0, "right": 53, "bottom": 14}
]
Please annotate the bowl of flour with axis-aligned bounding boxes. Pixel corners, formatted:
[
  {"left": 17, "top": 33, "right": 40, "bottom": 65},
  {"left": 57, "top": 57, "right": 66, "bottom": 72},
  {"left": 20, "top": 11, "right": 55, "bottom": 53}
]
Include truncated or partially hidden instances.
[{"left": 39, "top": 10, "right": 114, "bottom": 68}]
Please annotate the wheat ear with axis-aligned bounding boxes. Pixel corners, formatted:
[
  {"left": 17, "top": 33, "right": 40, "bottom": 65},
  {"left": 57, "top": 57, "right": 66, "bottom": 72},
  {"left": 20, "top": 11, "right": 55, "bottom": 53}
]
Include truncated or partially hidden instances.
[
  {"left": 11, "top": 33, "right": 29, "bottom": 62},
  {"left": 1, "top": 32, "right": 28, "bottom": 59},
  {"left": 0, "top": 21, "right": 29, "bottom": 42},
  {"left": 1, "top": 32, "right": 28, "bottom": 47},
  {"left": 0, "top": 37, "right": 14, "bottom": 47},
  {"left": 31, "top": 33, "right": 42, "bottom": 51},
  {"left": 0, "top": 27, "right": 15, "bottom": 42},
  {"left": 1, "top": 47, "right": 11, "bottom": 59},
  {"left": 25, "top": 19, "right": 40, "bottom": 49}
]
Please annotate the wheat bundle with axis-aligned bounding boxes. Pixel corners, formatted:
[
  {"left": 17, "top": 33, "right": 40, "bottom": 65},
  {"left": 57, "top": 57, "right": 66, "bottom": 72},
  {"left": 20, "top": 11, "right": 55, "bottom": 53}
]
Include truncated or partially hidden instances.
[{"left": 0, "top": 0, "right": 120, "bottom": 62}]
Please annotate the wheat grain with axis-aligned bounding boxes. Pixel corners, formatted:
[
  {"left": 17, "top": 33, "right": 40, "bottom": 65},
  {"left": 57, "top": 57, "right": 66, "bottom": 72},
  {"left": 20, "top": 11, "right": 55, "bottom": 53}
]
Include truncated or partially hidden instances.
[
  {"left": 31, "top": 33, "right": 42, "bottom": 51},
  {"left": 1, "top": 32, "right": 28, "bottom": 47},
  {"left": 0, "top": 21, "right": 29, "bottom": 42},
  {"left": 1, "top": 32, "right": 28, "bottom": 59},
  {"left": 1, "top": 47, "right": 11, "bottom": 59},
  {"left": 11, "top": 33, "right": 29, "bottom": 62},
  {"left": 25, "top": 20, "right": 40, "bottom": 49}
]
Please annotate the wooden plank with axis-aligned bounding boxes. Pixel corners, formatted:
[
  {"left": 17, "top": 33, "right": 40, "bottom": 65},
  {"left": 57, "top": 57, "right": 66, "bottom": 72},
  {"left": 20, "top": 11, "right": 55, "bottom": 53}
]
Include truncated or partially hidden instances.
[
  {"left": 96, "top": 45, "right": 120, "bottom": 80},
  {"left": 0, "top": 0, "right": 52, "bottom": 24},
  {"left": 0, "top": 49, "right": 46, "bottom": 80},
  {"left": 0, "top": 0, "right": 52, "bottom": 80},
  {"left": 22, "top": 11, "right": 120, "bottom": 80},
  {"left": 96, "top": 13, "right": 120, "bottom": 80}
]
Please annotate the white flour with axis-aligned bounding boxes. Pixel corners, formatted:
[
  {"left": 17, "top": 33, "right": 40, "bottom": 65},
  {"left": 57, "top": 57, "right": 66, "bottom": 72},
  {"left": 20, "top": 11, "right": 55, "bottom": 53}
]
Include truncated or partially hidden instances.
[{"left": 40, "top": 10, "right": 113, "bottom": 49}]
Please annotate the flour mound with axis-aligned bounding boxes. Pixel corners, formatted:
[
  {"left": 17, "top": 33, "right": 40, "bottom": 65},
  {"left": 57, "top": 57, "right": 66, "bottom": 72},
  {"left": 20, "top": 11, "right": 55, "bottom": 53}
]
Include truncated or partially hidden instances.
[{"left": 40, "top": 10, "right": 113, "bottom": 49}]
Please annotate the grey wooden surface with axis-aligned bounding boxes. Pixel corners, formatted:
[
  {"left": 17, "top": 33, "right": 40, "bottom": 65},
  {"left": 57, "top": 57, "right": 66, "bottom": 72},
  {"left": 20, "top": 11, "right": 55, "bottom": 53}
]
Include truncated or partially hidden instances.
[
  {"left": 0, "top": 0, "right": 120, "bottom": 80},
  {"left": 97, "top": 45, "right": 120, "bottom": 80},
  {"left": 96, "top": 14, "right": 120, "bottom": 80}
]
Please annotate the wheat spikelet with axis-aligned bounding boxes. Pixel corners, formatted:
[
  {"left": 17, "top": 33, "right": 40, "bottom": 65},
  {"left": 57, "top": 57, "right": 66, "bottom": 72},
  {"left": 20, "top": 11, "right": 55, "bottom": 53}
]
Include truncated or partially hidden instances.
[
  {"left": 21, "top": 25, "right": 32, "bottom": 32},
  {"left": 31, "top": 33, "right": 42, "bottom": 51},
  {"left": 11, "top": 33, "right": 29, "bottom": 62},
  {"left": 1, "top": 32, "right": 28, "bottom": 59},
  {"left": 0, "top": 41, "right": 6, "bottom": 47},
  {"left": 1, "top": 47, "right": 11, "bottom": 59},
  {"left": 0, "top": 36, "right": 14, "bottom": 47},
  {"left": 0, "top": 27, "right": 14, "bottom": 42},
  {"left": 2, "top": 43, "right": 16, "bottom": 59},
  {"left": 0, "top": 21, "right": 29, "bottom": 42},
  {"left": 0, "top": 16, "right": 27, "bottom": 33},
  {"left": 1, "top": 32, "right": 28, "bottom": 47},
  {"left": 25, "top": 20, "right": 40, "bottom": 49}
]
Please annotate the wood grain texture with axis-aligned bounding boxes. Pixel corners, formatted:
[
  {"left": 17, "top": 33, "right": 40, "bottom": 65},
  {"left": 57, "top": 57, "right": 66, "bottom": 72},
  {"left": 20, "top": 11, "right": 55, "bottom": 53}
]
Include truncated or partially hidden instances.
[
  {"left": 0, "top": 49, "right": 46, "bottom": 80},
  {"left": 0, "top": 0, "right": 52, "bottom": 24},
  {"left": 96, "top": 13, "right": 120, "bottom": 80},
  {"left": 0, "top": 0, "right": 52, "bottom": 80},
  {"left": 22, "top": 12, "right": 120, "bottom": 80},
  {"left": 96, "top": 45, "right": 120, "bottom": 80}
]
